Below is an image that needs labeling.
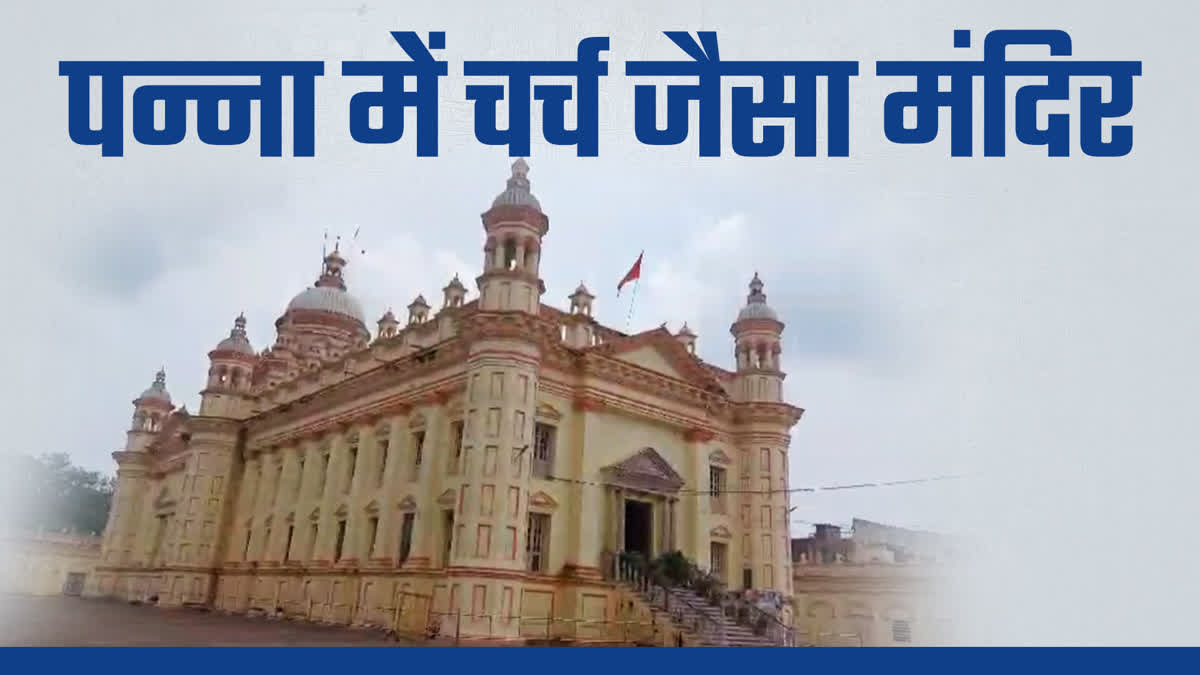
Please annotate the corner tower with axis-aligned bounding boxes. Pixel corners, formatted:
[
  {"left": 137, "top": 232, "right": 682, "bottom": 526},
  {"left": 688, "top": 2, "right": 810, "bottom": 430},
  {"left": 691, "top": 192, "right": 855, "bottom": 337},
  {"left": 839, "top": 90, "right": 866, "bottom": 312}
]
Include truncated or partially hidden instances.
[
  {"left": 448, "top": 161, "right": 550, "bottom": 637},
  {"left": 476, "top": 159, "right": 548, "bottom": 314},
  {"left": 730, "top": 273, "right": 786, "bottom": 402}
]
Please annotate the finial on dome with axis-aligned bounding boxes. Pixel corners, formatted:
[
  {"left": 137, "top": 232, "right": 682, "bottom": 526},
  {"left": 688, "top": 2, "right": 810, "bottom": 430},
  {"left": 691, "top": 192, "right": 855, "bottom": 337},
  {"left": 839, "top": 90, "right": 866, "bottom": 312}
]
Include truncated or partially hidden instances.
[
  {"left": 136, "top": 367, "right": 172, "bottom": 406},
  {"left": 735, "top": 271, "right": 779, "bottom": 323},
  {"left": 747, "top": 272, "right": 766, "bottom": 302},
  {"left": 491, "top": 158, "right": 542, "bottom": 211}
]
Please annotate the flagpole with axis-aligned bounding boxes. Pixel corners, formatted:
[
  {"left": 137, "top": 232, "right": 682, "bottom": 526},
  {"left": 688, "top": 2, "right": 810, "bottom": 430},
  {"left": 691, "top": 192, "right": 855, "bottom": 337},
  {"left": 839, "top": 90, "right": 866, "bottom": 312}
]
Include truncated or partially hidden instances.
[{"left": 624, "top": 276, "right": 639, "bottom": 332}]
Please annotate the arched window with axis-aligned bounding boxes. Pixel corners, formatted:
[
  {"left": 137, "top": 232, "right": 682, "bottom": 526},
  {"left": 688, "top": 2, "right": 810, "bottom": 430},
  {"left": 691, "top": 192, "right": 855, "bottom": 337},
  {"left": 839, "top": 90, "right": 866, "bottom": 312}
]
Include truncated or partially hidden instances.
[{"left": 503, "top": 239, "right": 518, "bottom": 270}]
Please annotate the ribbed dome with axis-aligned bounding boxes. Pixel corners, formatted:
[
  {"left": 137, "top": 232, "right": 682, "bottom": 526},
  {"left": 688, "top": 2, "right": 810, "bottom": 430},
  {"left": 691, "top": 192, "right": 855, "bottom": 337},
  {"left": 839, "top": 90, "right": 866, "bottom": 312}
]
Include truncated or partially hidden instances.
[
  {"left": 736, "top": 303, "right": 779, "bottom": 321},
  {"left": 490, "top": 159, "right": 542, "bottom": 211},
  {"left": 138, "top": 369, "right": 171, "bottom": 404},
  {"left": 287, "top": 286, "right": 366, "bottom": 324},
  {"left": 215, "top": 313, "right": 255, "bottom": 354},
  {"left": 736, "top": 272, "right": 779, "bottom": 321}
]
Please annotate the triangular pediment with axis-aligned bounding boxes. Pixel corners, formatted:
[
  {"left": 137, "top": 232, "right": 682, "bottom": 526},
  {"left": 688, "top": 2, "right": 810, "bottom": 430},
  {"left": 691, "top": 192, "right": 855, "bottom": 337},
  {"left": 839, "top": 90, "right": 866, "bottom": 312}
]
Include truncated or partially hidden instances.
[
  {"left": 599, "top": 328, "right": 725, "bottom": 393},
  {"left": 710, "top": 525, "right": 732, "bottom": 539},
  {"left": 602, "top": 447, "right": 685, "bottom": 493},
  {"left": 529, "top": 491, "right": 559, "bottom": 510},
  {"left": 397, "top": 495, "right": 418, "bottom": 511},
  {"left": 708, "top": 449, "right": 732, "bottom": 466},
  {"left": 436, "top": 489, "right": 456, "bottom": 507},
  {"left": 615, "top": 345, "right": 688, "bottom": 380},
  {"left": 535, "top": 402, "right": 562, "bottom": 421}
]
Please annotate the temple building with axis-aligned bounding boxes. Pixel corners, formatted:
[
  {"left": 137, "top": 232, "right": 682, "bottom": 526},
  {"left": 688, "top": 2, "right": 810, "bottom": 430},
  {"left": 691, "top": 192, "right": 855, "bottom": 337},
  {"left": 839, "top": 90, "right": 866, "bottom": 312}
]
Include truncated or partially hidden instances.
[{"left": 89, "top": 161, "right": 804, "bottom": 642}]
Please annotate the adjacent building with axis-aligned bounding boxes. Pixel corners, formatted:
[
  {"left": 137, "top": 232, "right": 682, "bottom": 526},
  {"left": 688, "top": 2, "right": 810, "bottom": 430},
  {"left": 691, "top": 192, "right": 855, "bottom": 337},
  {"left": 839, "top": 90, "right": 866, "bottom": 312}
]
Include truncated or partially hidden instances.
[
  {"left": 90, "top": 161, "right": 804, "bottom": 642},
  {"left": 0, "top": 531, "right": 101, "bottom": 596},
  {"left": 791, "top": 519, "right": 958, "bottom": 646}
]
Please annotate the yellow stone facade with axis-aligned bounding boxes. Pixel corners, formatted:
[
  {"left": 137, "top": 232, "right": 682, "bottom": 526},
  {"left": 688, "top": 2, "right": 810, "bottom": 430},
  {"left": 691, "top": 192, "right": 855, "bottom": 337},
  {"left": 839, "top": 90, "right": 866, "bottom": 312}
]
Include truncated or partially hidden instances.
[{"left": 90, "top": 161, "right": 803, "bottom": 642}]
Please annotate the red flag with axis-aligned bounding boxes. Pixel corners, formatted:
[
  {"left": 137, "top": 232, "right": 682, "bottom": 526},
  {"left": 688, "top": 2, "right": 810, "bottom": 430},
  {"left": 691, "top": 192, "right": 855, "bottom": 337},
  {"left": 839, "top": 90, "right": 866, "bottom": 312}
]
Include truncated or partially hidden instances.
[{"left": 617, "top": 251, "right": 643, "bottom": 295}]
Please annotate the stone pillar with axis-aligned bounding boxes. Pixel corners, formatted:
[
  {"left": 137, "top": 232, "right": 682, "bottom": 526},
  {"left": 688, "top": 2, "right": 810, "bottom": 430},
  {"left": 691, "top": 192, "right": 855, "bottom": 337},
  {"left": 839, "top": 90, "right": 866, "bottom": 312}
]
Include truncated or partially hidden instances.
[
  {"left": 668, "top": 498, "right": 677, "bottom": 551},
  {"left": 236, "top": 456, "right": 261, "bottom": 561},
  {"left": 372, "top": 413, "right": 406, "bottom": 563},
  {"left": 316, "top": 431, "right": 346, "bottom": 562},
  {"left": 412, "top": 404, "right": 444, "bottom": 567}
]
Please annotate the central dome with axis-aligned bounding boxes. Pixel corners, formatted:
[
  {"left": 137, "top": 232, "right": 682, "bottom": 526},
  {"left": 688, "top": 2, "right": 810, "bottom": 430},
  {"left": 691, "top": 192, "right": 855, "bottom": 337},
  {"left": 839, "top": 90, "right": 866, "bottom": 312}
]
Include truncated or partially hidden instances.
[
  {"left": 283, "top": 247, "right": 367, "bottom": 326},
  {"left": 287, "top": 285, "right": 366, "bottom": 324}
]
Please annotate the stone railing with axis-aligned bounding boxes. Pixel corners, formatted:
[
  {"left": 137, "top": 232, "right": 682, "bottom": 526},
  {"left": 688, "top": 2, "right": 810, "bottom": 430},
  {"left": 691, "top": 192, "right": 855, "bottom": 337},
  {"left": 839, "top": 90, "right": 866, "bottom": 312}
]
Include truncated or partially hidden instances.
[
  {"left": 606, "top": 552, "right": 726, "bottom": 646},
  {"left": 604, "top": 550, "right": 796, "bottom": 647}
]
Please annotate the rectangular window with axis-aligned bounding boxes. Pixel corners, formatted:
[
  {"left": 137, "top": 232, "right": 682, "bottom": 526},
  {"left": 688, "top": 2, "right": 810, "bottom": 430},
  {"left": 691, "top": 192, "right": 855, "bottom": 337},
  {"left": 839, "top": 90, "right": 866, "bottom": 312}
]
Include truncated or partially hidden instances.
[
  {"left": 760, "top": 448, "right": 770, "bottom": 473},
  {"left": 710, "top": 542, "right": 727, "bottom": 581},
  {"left": 307, "top": 523, "right": 318, "bottom": 561},
  {"left": 526, "top": 512, "right": 550, "bottom": 572},
  {"left": 366, "top": 517, "right": 379, "bottom": 559},
  {"left": 318, "top": 453, "right": 330, "bottom": 495},
  {"left": 334, "top": 520, "right": 347, "bottom": 561},
  {"left": 344, "top": 445, "right": 358, "bottom": 493},
  {"left": 283, "top": 525, "right": 294, "bottom": 563},
  {"left": 398, "top": 513, "right": 415, "bottom": 564},
  {"left": 449, "top": 421, "right": 464, "bottom": 474},
  {"left": 411, "top": 432, "right": 425, "bottom": 480},
  {"left": 295, "top": 459, "right": 304, "bottom": 499},
  {"left": 440, "top": 510, "right": 454, "bottom": 568},
  {"left": 742, "top": 567, "right": 753, "bottom": 589},
  {"left": 377, "top": 439, "right": 389, "bottom": 487},
  {"left": 532, "top": 423, "right": 556, "bottom": 479},
  {"left": 709, "top": 466, "right": 726, "bottom": 514},
  {"left": 505, "top": 526, "right": 517, "bottom": 560},
  {"left": 760, "top": 506, "right": 771, "bottom": 529},
  {"left": 893, "top": 620, "right": 912, "bottom": 643},
  {"left": 475, "top": 525, "right": 491, "bottom": 558}
]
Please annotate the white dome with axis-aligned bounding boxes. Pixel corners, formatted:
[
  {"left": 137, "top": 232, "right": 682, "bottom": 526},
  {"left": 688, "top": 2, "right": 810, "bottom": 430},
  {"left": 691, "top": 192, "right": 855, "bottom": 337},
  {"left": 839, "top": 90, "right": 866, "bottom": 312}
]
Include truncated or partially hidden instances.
[{"left": 287, "top": 286, "right": 366, "bottom": 324}]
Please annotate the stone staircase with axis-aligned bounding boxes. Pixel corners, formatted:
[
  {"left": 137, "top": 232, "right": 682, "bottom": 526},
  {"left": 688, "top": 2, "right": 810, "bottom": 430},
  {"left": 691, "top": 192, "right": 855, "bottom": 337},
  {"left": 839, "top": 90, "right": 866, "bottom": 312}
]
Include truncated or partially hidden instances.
[
  {"left": 649, "top": 586, "right": 775, "bottom": 647},
  {"left": 608, "top": 552, "right": 794, "bottom": 647}
]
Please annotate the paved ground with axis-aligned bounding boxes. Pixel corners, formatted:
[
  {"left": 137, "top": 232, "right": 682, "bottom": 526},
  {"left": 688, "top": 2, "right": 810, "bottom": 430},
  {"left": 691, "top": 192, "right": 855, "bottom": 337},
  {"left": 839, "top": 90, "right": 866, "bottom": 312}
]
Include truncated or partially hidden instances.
[{"left": 0, "top": 594, "right": 420, "bottom": 646}]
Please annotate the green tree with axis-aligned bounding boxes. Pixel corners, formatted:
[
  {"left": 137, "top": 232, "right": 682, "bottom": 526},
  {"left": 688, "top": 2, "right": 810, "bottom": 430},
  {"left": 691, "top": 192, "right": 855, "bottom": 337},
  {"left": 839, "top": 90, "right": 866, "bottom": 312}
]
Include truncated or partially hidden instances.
[{"left": 10, "top": 452, "right": 114, "bottom": 536}]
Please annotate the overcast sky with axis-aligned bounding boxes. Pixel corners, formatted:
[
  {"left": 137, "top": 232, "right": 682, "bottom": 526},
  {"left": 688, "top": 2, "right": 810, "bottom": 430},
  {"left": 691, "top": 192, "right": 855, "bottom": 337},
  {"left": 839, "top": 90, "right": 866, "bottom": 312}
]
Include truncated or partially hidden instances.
[{"left": 3, "top": 0, "right": 1198, "bottom": 644}]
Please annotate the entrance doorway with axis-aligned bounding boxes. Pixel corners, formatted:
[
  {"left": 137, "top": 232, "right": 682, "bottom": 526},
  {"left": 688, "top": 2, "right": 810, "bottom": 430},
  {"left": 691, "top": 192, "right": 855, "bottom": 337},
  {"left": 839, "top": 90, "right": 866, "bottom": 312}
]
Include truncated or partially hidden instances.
[
  {"left": 62, "top": 573, "right": 85, "bottom": 596},
  {"left": 624, "top": 499, "right": 653, "bottom": 558}
]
